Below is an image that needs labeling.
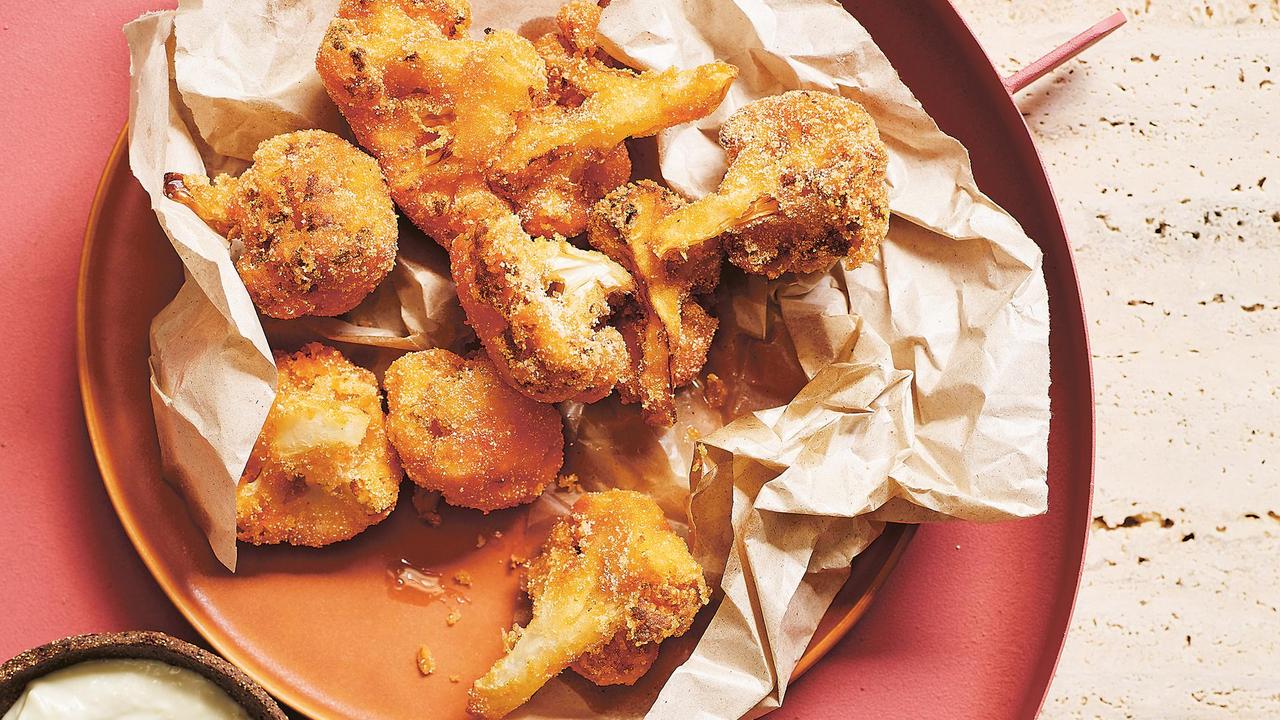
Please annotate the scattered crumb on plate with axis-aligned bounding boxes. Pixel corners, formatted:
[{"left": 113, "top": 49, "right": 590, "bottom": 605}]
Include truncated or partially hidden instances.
[{"left": 416, "top": 645, "right": 435, "bottom": 676}]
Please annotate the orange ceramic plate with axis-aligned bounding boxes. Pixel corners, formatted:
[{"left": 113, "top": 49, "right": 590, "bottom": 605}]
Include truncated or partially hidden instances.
[{"left": 77, "top": 128, "right": 914, "bottom": 719}]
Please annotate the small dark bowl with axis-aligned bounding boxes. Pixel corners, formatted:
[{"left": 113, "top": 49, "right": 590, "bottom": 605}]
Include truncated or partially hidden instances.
[{"left": 0, "top": 631, "right": 286, "bottom": 719}]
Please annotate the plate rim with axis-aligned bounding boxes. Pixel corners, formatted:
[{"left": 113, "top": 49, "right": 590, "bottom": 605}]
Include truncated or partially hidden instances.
[
  {"left": 911, "top": 1, "right": 1100, "bottom": 712},
  {"left": 932, "top": 2, "right": 1096, "bottom": 716},
  {"left": 76, "top": 125, "right": 920, "bottom": 718}
]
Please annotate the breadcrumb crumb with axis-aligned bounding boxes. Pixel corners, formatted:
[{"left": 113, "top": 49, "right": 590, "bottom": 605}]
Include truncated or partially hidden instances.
[
  {"left": 453, "top": 570, "right": 473, "bottom": 587},
  {"left": 416, "top": 646, "right": 435, "bottom": 676},
  {"left": 703, "top": 372, "right": 727, "bottom": 408},
  {"left": 447, "top": 608, "right": 463, "bottom": 626},
  {"left": 556, "top": 473, "right": 583, "bottom": 493}
]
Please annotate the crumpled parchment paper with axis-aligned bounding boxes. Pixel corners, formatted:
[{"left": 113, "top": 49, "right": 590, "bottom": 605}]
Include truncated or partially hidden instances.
[{"left": 124, "top": 0, "right": 1049, "bottom": 715}]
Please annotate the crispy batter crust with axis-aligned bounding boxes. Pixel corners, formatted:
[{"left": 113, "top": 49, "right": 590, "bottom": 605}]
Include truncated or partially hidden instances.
[
  {"left": 718, "top": 91, "right": 890, "bottom": 275},
  {"left": 236, "top": 343, "right": 401, "bottom": 547},
  {"left": 316, "top": 0, "right": 539, "bottom": 244},
  {"left": 569, "top": 631, "right": 660, "bottom": 686},
  {"left": 384, "top": 349, "right": 564, "bottom": 511},
  {"left": 315, "top": 0, "right": 733, "bottom": 246},
  {"left": 164, "top": 130, "right": 398, "bottom": 318}
]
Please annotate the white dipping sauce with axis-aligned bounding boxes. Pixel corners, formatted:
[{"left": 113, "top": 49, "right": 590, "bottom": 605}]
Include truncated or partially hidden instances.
[{"left": 3, "top": 659, "right": 249, "bottom": 720}]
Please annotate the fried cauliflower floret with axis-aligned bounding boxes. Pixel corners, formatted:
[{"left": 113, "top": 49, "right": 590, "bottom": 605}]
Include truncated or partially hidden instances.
[
  {"left": 316, "top": 0, "right": 735, "bottom": 405},
  {"left": 468, "top": 490, "right": 709, "bottom": 719},
  {"left": 588, "top": 181, "right": 721, "bottom": 426},
  {"left": 384, "top": 349, "right": 564, "bottom": 511},
  {"left": 654, "top": 90, "right": 891, "bottom": 277},
  {"left": 315, "top": 0, "right": 736, "bottom": 244},
  {"left": 236, "top": 343, "right": 401, "bottom": 547},
  {"left": 489, "top": 0, "right": 736, "bottom": 237},
  {"left": 506, "top": 4, "right": 735, "bottom": 174},
  {"left": 164, "top": 130, "right": 398, "bottom": 318},
  {"left": 450, "top": 199, "right": 635, "bottom": 403},
  {"left": 317, "top": 0, "right": 545, "bottom": 244}
]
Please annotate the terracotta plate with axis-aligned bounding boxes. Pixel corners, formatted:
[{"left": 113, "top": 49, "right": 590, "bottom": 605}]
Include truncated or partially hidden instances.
[
  {"left": 79, "top": 121, "right": 919, "bottom": 720},
  {"left": 78, "top": 1, "right": 1093, "bottom": 718}
]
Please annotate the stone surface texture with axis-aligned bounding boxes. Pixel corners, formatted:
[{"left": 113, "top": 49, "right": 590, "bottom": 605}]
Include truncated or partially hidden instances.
[{"left": 948, "top": 1, "right": 1280, "bottom": 717}]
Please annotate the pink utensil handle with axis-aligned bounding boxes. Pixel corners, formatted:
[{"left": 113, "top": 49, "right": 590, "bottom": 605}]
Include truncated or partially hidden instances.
[{"left": 1002, "top": 11, "right": 1127, "bottom": 94}]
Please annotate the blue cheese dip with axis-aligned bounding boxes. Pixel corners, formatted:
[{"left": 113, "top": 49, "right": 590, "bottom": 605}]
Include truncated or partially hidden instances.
[{"left": 2, "top": 659, "right": 249, "bottom": 719}]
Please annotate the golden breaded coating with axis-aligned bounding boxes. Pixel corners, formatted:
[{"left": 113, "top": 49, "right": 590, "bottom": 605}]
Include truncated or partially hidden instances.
[
  {"left": 316, "top": 0, "right": 541, "bottom": 244},
  {"left": 315, "top": 0, "right": 736, "bottom": 245},
  {"left": 490, "top": 141, "right": 632, "bottom": 241},
  {"left": 483, "top": 2, "right": 636, "bottom": 238},
  {"left": 450, "top": 199, "right": 635, "bottom": 403},
  {"left": 569, "top": 631, "right": 659, "bottom": 686},
  {"left": 164, "top": 130, "right": 398, "bottom": 318},
  {"left": 588, "top": 180, "right": 722, "bottom": 426},
  {"left": 384, "top": 349, "right": 564, "bottom": 511},
  {"left": 654, "top": 90, "right": 891, "bottom": 277},
  {"left": 468, "top": 490, "right": 709, "bottom": 719},
  {"left": 237, "top": 343, "right": 401, "bottom": 547},
  {"left": 508, "top": 6, "right": 734, "bottom": 170},
  {"left": 492, "top": 1, "right": 736, "bottom": 237}
]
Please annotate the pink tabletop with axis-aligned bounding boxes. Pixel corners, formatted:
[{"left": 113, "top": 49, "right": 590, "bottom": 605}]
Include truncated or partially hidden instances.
[
  {"left": 0, "top": 2, "right": 1090, "bottom": 718},
  {"left": 0, "top": 0, "right": 191, "bottom": 639}
]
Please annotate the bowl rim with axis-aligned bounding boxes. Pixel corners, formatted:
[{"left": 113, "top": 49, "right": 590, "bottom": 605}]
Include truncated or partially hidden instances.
[{"left": 0, "top": 630, "right": 287, "bottom": 719}]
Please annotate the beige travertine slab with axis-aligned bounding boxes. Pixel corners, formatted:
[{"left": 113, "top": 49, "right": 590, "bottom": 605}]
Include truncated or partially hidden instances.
[{"left": 949, "top": 1, "right": 1280, "bottom": 717}]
